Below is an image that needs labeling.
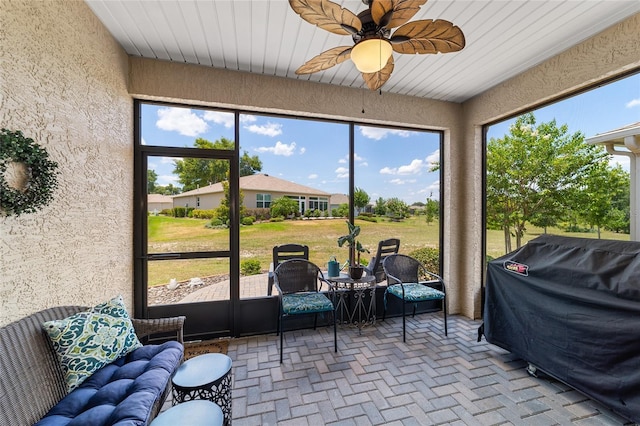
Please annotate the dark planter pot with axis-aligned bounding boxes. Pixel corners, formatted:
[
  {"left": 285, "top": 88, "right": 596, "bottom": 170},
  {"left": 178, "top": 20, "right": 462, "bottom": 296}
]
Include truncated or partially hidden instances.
[{"left": 349, "top": 265, "right": 364, "bottom": 279}]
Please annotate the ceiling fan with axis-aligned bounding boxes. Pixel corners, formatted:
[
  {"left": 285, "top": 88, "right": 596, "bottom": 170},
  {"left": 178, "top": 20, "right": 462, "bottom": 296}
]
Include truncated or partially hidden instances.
[{"left": 289, "top": 0, "right": 465, "bottom": 91}]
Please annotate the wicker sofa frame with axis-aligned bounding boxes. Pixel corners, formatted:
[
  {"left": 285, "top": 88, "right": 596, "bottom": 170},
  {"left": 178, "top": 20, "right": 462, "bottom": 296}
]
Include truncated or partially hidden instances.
[{"left": 0, "top": 306, "right": 185, "bottom": 426}]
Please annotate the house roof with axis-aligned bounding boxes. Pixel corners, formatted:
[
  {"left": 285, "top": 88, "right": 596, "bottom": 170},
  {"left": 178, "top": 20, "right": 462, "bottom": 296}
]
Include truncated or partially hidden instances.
[
  {"left": 173, "top": 174, "right": 331, "bottom": 198},
  {"left": 586, "top": 122, "right": 640, "bottom": 146},
  {"left": 147, "top": 194, "right": 173, "bottom": 203}
]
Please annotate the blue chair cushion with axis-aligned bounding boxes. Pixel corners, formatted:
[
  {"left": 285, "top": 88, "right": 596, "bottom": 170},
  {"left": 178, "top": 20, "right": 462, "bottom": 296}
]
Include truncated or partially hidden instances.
[
  {"left": 35, "top": 341, "right": 183, "bottom": 426},
  {"left": 282, "top": 293, "right": 333, "bottom": 315},
  {"left": 386, "top": 283, "right": 445, "bottom": 302}
]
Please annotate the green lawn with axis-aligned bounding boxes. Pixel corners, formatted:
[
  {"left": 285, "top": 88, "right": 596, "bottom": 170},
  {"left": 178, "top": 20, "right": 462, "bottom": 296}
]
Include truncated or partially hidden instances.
[{"left": 147, "top": 215, "right": 630, "bottom": 286}]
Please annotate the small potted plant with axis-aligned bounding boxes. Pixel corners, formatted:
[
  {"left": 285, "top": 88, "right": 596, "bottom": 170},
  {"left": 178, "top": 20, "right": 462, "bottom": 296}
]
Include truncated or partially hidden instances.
[{"left": 337, "top": 221, "right": 369, "bottom": 279}]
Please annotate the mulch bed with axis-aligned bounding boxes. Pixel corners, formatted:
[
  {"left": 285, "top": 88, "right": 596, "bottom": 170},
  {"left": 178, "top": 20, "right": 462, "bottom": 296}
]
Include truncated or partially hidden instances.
[{"left": 147, "top": 275, "right": 230, "bottom": 305}]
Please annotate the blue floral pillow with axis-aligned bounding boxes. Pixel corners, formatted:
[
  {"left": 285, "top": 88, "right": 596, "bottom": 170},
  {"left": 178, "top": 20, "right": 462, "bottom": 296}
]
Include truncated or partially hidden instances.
[{"left": 42, "top": 295, "right": 142, "bottom": 392}]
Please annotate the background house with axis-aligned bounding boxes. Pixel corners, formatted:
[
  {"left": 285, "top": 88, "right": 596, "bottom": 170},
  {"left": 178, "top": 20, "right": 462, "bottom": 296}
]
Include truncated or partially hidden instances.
[
  {"left": 147, "top": 194, "right": 173, "bottom": 213},
  {"left": 172, "top": 174, "right": 331, "bottom": 214}
]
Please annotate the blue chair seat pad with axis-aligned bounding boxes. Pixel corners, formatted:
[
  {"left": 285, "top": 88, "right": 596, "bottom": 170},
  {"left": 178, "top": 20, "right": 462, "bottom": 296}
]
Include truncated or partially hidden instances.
[
  {"left": 386, "top": 283, "right": 445, "bottom": 302},
  {"left": 282, "top": 293, "right": 333, "bottom": 315}
]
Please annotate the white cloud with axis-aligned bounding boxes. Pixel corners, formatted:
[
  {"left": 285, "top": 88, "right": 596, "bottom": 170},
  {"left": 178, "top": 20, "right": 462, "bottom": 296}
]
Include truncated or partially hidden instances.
[
  {"left": 299, "top": 147, "right": 306, "bottom": 154},
  {"left": 338, "top": 158, "right": 347, "bottom": 164},
  {"left": 389, "top": 178, "right": 416, "bottom": 185},
  {"left": 379, "top": 158, "right": 425, "bottom": 175},
  {"left": 245, "top": 122, "right": 283, "bottom": 137},
  {"left": 335, "top": 167, "right": 349, "bottom": 178},
  {"left": 626, "top": 98, "right": 640, "bottom": 108},
  {"left": 241, "top": 115, "right": 257, "bottom": 123},
  {"left": 397, "top": 159, "right": 424, "bottom": 175},
  {"left": 358, "top": 126, "right": 413, "bottom": 140},
  {"left": 426, "top": 149, "right": 440, "bottom": 168},
  {"left": 255, "top": 141, "right": 296, "bottom": 156},
  {"left": 157, "top": 107, "right": 208, "bottom": 136},
  {"left": 202, "top": 111, "right": 235, "bottom": 128},
  {"left": 308, "top": 173, "right": 318, "bottom": 179},
  {"left": 157, "top": 174, "right": 179, "bottom": 186}
]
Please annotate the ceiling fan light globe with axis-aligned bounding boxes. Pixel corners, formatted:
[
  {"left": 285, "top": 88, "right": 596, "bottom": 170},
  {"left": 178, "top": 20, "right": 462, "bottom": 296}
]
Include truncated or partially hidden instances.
[{"left": 351, "top": 39, "right": 392, "bottom": 73}]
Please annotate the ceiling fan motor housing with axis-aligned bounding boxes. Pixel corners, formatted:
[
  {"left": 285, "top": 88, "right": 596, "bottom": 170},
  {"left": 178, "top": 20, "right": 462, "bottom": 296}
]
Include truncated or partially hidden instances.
[{"left": 352, "top": 9, "right": 390, "bottom": 43}]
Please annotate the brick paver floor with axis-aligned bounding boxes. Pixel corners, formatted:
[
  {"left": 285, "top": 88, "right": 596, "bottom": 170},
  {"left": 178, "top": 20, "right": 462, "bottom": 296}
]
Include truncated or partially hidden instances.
[{"left": 163, "top": 315, "right": 636, "bottom": 425}]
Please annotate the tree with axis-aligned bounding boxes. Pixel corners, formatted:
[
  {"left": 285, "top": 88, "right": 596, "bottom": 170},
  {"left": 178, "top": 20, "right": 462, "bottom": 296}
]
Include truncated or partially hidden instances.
[
  {"left": 215, "top": 181, "right": 246, "bottom": 223},
  {"left": 354, "top": 187, "right": 370, "bottom": 214},
  {"left": 239, "top": 151, "right": 262, "bottom": 176},
  {"left": 486, "top": 113, "right": 606, "bottom": 252},
  {"left": 270, "top": 197, "right": 299, "bottom": 218},
  {"left": 386, "top": 198, "right": 410, "bottom": 220},
  {"left": 425, "top": 198, "right": 439, "bottom": 225},
  {"left": 374, "top": 197, "right": 386, "bottom": 215},
  {"left": 147, "top": 169, "right": 158, "bottom": 194},
  {"left": 578, "top": 162, "right": 629, "bottom": 238},
  {"left": 174, "top": 138, "right": 262, "bottom": 191}
]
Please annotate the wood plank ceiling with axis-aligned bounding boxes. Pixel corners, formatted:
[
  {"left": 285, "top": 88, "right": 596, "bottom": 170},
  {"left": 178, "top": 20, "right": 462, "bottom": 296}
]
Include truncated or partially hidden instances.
[{"left": 86, "top": 0, "right": 640, "bottom": 103}]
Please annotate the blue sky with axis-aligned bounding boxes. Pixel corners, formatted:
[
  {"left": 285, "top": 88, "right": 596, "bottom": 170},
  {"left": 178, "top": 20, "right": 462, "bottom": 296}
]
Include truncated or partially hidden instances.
[{"left": 143, "top": 73, "right": 639, "bottom": 204}]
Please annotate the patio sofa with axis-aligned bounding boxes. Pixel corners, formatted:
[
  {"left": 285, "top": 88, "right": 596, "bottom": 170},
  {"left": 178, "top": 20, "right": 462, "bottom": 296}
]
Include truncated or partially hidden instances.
[{"left": 0, "top": 304, "right": 185, "bottom": 426}]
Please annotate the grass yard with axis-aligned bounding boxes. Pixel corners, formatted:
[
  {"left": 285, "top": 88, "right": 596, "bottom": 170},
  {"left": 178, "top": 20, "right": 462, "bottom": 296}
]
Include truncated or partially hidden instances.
[{"left": 147, "top": 215, "right": 630, "bottom": 287}]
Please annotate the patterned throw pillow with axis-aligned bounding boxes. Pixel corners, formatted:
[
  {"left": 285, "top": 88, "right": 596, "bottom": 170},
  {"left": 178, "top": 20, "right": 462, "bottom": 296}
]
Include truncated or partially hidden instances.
[{"left": 42, "top": 295, "right": 142, "bottom": 392}]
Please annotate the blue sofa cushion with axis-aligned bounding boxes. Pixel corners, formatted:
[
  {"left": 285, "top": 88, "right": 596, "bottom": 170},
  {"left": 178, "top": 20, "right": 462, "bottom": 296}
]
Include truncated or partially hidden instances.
[{"left": 35, "top": 341, "right": 183, "bottom": 426}]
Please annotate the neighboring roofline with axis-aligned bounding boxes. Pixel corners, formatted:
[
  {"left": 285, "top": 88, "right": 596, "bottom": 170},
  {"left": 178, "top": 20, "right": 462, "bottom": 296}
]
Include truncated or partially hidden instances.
[{"left": 586, "top": 122, "right": 640, "bottom": 145}]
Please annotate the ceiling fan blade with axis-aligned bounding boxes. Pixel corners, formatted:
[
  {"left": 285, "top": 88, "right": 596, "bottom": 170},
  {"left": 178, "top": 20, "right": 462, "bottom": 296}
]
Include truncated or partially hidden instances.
[
  {"left": 295, "top": 46, "right": 353, "bottom": 74},
  {"left": 362, "top": 55, "right": 394, "bottom": 91},
  {"left": 289, "top": 0, "right": 362, "bottom": 35},
  {"left": 371, "top": 0, "right": 427, "bottom": 29},
  {"left": 390, "top": 19, "right": 465, "bottom": 54}
]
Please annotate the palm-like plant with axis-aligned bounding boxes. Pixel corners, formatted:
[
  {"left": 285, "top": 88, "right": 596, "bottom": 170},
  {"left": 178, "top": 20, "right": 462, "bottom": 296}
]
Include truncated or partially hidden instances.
[{"left": 337, "top": 221, "right": 369, "bottom": 266}]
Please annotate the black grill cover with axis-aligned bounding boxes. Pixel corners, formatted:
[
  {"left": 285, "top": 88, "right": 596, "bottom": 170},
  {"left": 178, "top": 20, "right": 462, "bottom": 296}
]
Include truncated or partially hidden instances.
[{"left": 483, "top": 235, "right": 640, "bottom": 422}]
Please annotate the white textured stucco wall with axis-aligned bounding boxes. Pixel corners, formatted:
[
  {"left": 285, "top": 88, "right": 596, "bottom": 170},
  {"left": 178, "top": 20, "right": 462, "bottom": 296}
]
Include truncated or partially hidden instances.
[{"left": 0, "top": 1, "right": 132, "bottom": 325}]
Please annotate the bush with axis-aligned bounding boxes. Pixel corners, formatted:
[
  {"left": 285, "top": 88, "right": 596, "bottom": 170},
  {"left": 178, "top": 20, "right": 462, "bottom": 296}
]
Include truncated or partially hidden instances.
[
  {"left": 241, "top": 216, "right": 255, "bottom": 225},
  {"left": 191, "top": 209, "right": 216, "bottom": 219},
  {"left": 270, "top": 216, "right": 284, "bottom": 222},
  {"left": 206, "top": 218, "right": 226, "bottom": 228},
  {"left": 173, "top": 206, "right": 186, "bottom": 217},
  {"left": 245, "top": 208, "right": 270, "bottom": 221},
  {"left": 408, "top": 247, "right": 440, "bottom": 273},
  {"left": 358, "top": 215, "right": 377, "bottom": 223},
  {"left": 160, "top": 208, "right": 172, "bottom": 216},
  {"left": 186, "top": 207, "right": 195, "bottom": 217},
  {"left": 241, "top": 259, "right": 261, "bottom": 275}
]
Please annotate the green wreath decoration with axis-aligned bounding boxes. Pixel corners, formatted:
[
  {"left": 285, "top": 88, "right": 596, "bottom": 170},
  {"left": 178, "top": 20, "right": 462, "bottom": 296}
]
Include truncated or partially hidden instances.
[{"left": 1, "top": 128, "right": 59, "bottom": 217}]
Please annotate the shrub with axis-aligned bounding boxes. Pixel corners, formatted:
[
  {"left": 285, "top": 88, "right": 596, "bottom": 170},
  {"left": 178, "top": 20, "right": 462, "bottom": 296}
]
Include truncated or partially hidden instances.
[
  {"left": 173, "top": 206, "right": 186, "bottom": 217},
  {"left": 206, "top": 218, "right": 226, "bottom": 228},
  {"left": 408, "top": 247, "right": 440, "bottom": 273},
  {"left": 160, "top": 208, "right": 173, "bottom": 216},
  {"left": 358, "top": 215, "right": 377, "bottom": 223},
  {"left": 186, "top": 207, "right": 195, "bottom": 217},
  {"left": 245, "top": 208, "right": 270, "bottom": 221},
  {"left": 270, "top": 197, "right": 298, "bottom": 218},
  {"left": 191, "top": 209, "right": 217, "bottom": 219},
  {"left": 241, "top": 216, "right": 255, "bottom": 225},
  {"left": 270, "top": 216, "right": 284, "bottom": 222},
  {"left": 241, "top": 259, "right": 261, "bottom": 275}
]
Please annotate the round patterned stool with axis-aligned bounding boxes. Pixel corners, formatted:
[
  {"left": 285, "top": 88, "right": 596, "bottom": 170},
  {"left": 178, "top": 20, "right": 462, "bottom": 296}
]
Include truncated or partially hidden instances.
[
  {"left": 172, "top": 353, "right": 232, "bottom": 425},
  {"left": 151, "top": 400, "right": 223, "bottom": 426}
]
